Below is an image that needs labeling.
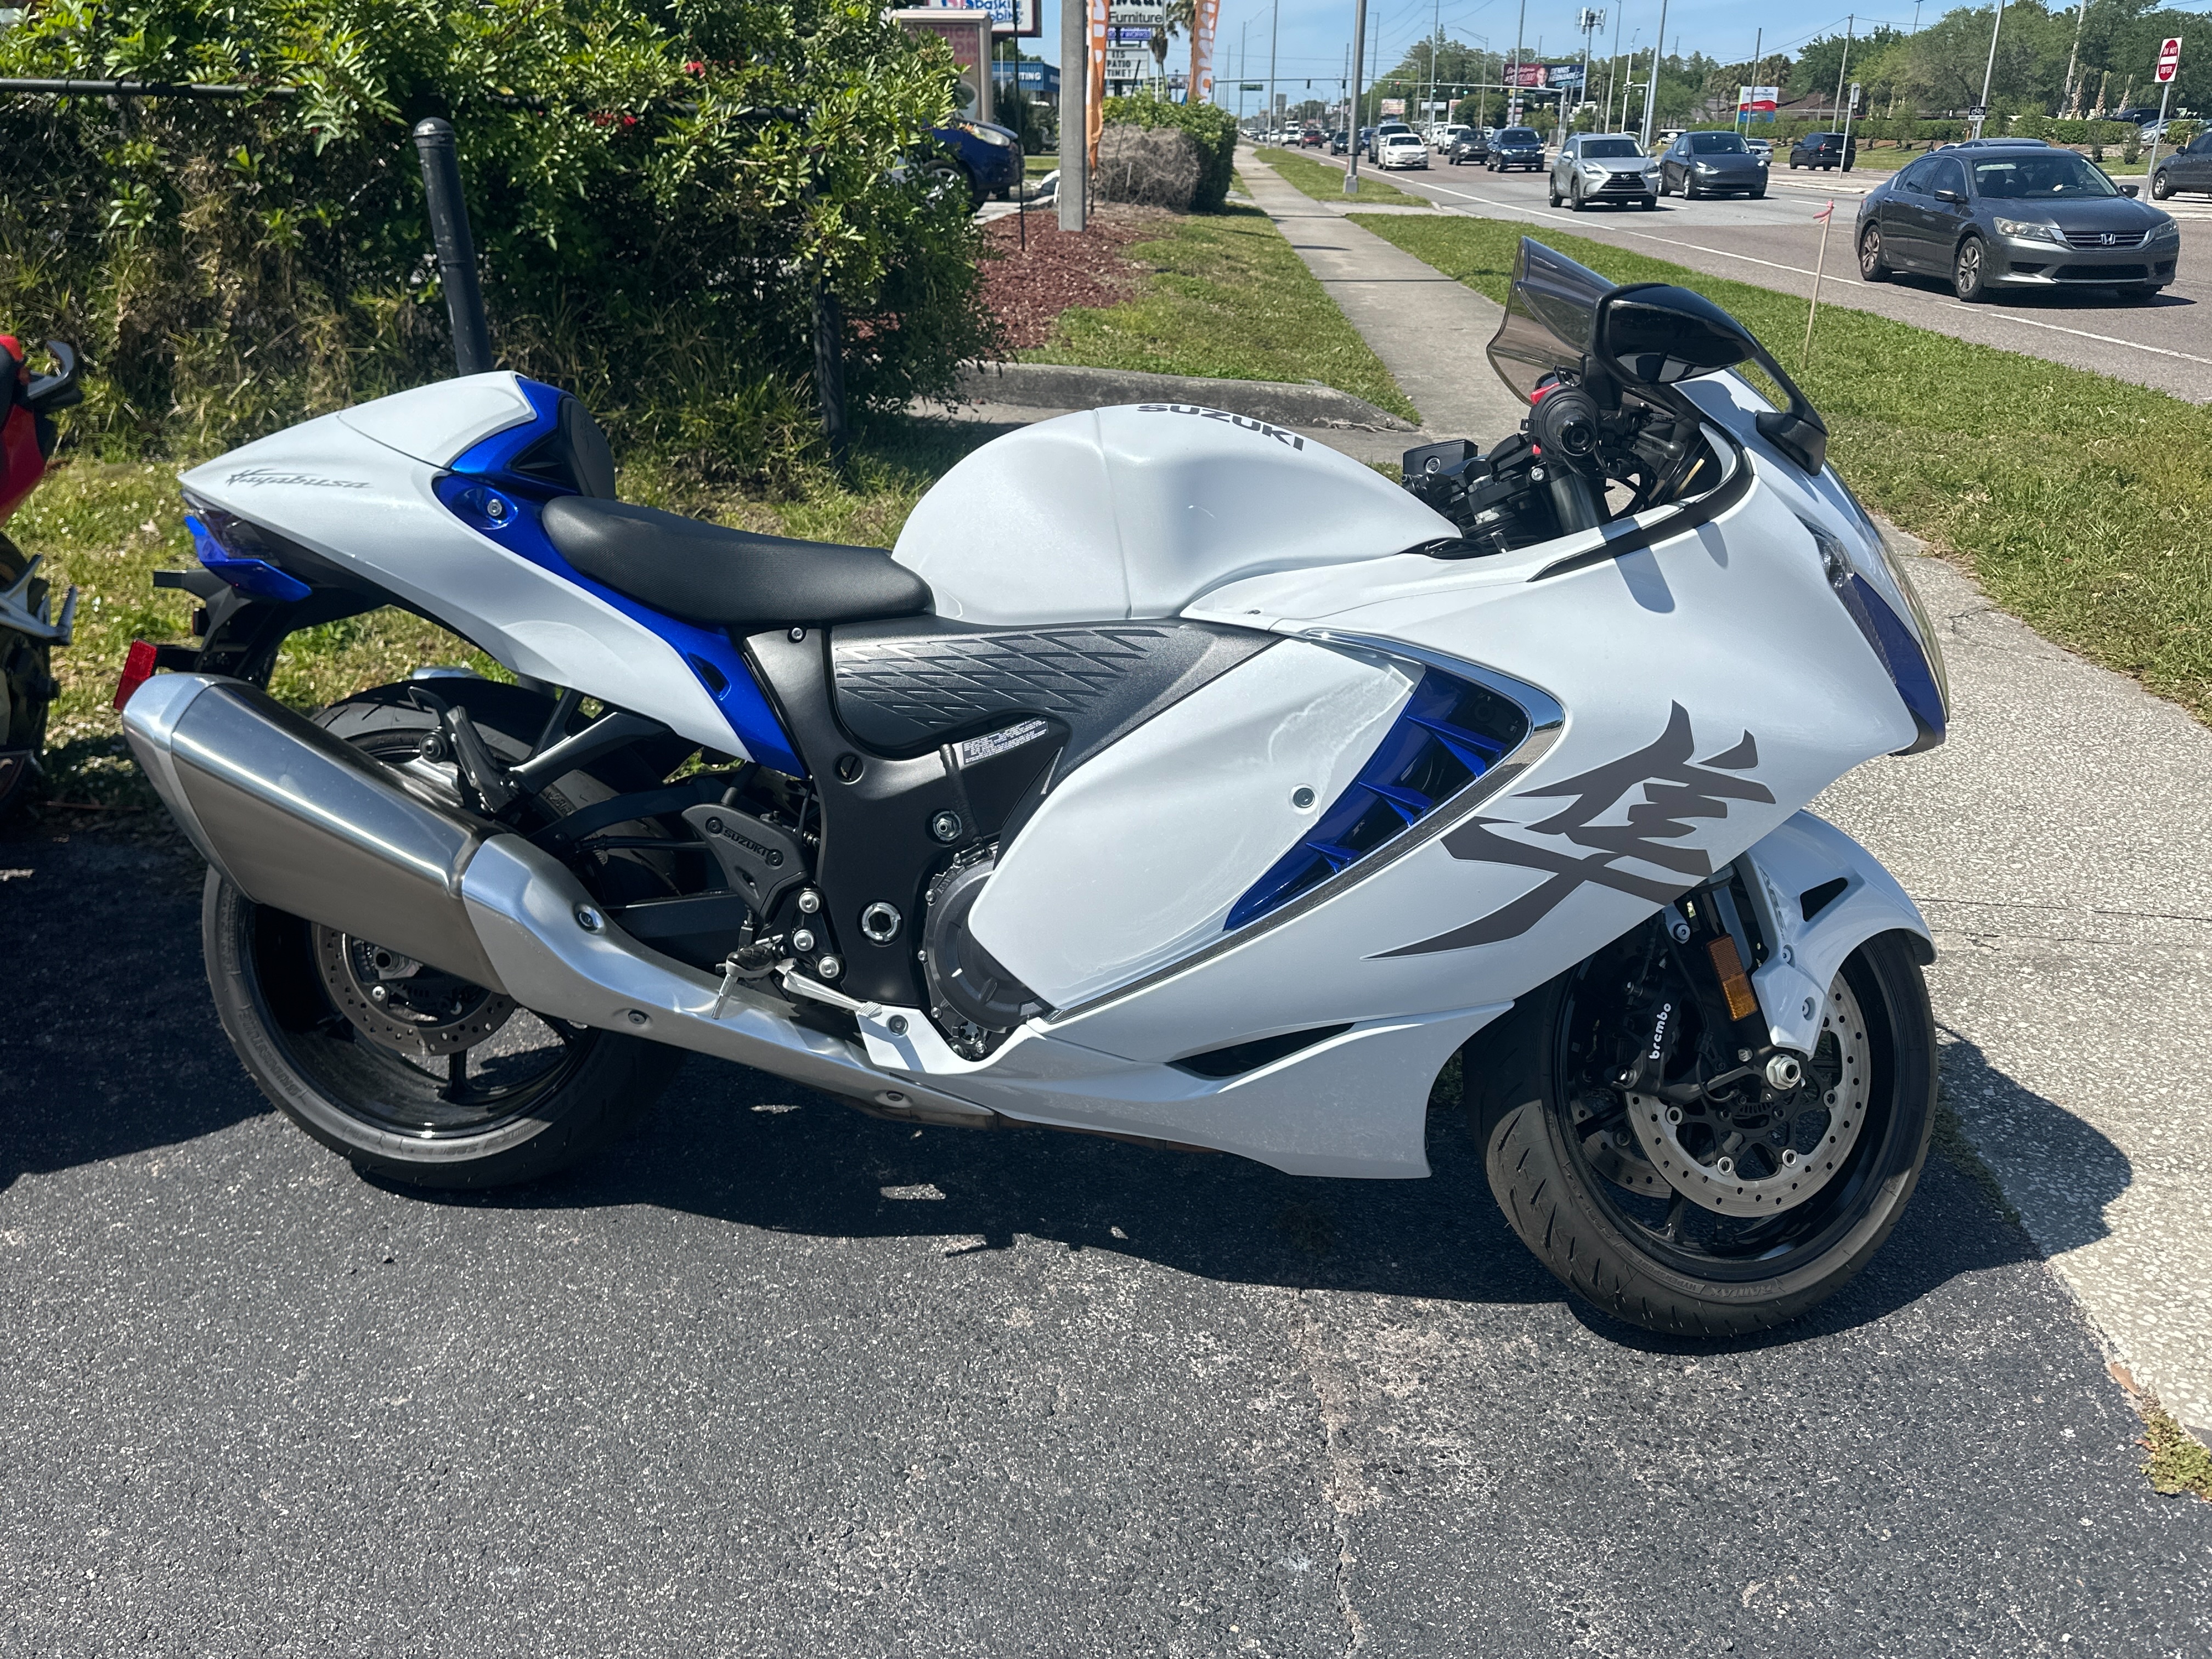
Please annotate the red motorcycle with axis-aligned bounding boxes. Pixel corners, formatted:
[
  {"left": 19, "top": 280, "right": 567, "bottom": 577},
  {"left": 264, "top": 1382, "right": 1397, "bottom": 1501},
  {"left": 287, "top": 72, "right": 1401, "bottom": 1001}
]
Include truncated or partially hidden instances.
[{"left": 0, "top": 337, "right": 82, "bottom": 813}]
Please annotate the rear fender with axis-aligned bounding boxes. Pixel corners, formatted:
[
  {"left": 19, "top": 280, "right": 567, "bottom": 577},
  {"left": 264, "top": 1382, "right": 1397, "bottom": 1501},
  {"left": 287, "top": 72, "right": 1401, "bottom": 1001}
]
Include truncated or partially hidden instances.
[{"left": 1736, "top": 810, "right": 1932, "bottom": 1057}]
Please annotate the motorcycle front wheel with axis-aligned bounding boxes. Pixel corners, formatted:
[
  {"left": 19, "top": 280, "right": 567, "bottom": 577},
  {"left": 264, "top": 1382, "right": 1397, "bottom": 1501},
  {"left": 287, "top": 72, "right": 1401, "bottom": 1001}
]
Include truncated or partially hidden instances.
[{"left": 1475, "top": 930, "right": 1936, "bottom": 1335}]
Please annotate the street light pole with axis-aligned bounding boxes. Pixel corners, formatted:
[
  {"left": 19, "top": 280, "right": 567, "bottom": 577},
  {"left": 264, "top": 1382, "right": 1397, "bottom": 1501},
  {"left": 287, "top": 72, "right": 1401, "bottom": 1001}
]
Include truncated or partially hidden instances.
[
  {"left": 1512, "top": 0, "right": 1526, "bottom": 123},
  {"left": 1737, "top": 26, "right": 1759, "bottom": 136},
  {"left": 1832, "top": 14, "right": 1853, "bottom": 129},
  {"left": 1974, "top": 2, "right": 2005, "bottom": 139},
  {"left": 1640, "top": 0, "right": 1667, "bottom": 149},
  {"left": 1347, "top": 0, "right": 1367, "bottom": 190},
  {"left": 1268, "top": 0, "right": 1280, "bottom": 138},
  {"left": 1059, "top": 0, "right": 1087, "bottom": 228}
]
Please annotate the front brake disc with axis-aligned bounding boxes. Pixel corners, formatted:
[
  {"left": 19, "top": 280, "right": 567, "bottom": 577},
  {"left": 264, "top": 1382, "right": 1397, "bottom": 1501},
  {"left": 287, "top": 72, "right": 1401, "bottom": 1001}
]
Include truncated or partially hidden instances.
[{"left": 1624, "top": 973, "right": 1874, "bottom": 1216}]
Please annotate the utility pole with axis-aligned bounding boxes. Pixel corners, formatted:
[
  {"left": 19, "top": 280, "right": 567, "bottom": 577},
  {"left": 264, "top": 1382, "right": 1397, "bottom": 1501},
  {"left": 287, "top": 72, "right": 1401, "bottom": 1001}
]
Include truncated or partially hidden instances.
[
  {"left": 1268, "top": 0, "right": 1280, "bottom": 138},
  {"left": 1832, "top": 15, "right": 1854, "bottom": 127},
  {"left": 1059, "top": 0, "right": 1086, "bottom": 230},
  {"left": 1512, "top": 0, "right": 1526, "bottom": 124},
  {"left": 1640, "top": 0, "right": 1667, "bottom": 148},
  {"left": 1238, "top": 22, "right": 1249, "bottom": 127},
  {"left": 1347, "top": 0, "right": 1367, "bottom": 192},
  {"left": 1973, "top": 1, "right": 2003, "bottom": 139},
  {"left": 1737, "top": 26, "right": 1759, "bottom": 136},
  {"left": 1604, "top": 4, "right": 1626, "bottom": 131}
]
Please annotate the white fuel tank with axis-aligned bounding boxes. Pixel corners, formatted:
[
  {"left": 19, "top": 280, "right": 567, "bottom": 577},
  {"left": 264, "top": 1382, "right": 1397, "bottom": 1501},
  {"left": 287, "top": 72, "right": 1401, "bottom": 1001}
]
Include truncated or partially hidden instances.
[{"left": 893, "top": 405, "right": 1455, "bottom": 624}]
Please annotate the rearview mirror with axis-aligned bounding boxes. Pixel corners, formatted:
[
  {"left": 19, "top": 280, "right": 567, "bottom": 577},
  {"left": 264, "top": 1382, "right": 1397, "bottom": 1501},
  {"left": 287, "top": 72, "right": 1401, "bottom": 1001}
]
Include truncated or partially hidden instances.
[
  {"left": 1596, "top": 284, "right": 1756, "bottom": 386},
  {"left": 1933, "top": 187, "right": 1965, "bottom": 204}
]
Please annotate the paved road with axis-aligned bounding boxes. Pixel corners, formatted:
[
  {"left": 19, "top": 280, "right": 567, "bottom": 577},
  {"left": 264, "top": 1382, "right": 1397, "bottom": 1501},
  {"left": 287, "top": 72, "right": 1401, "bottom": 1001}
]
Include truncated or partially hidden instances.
[
  {"left": 1293, "top": 149, "right": 2212, "bottom": 402},
  {"left": 5, "top": 830, "right": 2212, "bottom": 1656}
]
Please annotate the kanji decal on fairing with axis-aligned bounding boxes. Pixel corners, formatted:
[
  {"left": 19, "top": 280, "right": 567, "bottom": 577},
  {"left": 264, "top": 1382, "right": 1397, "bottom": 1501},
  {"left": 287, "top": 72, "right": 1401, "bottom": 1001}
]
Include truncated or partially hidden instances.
[{"left": 1382, "top": 703, "right": 1774, "bottom": 956}]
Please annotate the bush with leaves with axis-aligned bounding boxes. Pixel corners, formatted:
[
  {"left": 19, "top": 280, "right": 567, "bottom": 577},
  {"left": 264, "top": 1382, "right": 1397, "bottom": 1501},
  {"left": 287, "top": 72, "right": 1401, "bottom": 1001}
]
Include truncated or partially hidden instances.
[
  {"left": 1100, "top": 95, "right": 1237, "bottom": 211},
  {"left": 0, "top": 0, "right": 1000, "bottom": 486}
]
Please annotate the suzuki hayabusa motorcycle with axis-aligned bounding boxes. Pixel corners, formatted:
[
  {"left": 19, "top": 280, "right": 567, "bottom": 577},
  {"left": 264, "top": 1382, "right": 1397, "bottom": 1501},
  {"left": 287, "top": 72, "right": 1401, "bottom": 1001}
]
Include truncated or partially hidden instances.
[
  {"left": 119, "top": 240, "right": 1949, "bottom": 1335},
  {"left": 0, "top": 337, "right": 83, "bottom": 814}
]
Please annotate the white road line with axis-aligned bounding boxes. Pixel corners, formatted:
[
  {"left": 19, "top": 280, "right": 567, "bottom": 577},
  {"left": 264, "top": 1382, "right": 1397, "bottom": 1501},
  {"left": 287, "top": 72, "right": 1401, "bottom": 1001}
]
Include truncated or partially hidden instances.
[{"left": 1356, "top": 168, "right": 2212, "bottom": 373}]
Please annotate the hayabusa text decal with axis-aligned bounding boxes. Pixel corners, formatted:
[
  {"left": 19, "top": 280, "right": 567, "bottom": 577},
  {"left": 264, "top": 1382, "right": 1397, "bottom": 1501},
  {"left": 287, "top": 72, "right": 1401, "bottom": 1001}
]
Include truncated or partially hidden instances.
[
  {"left": 1135, "top": 404, "right": 1306, "bottom": 450},
  {"left": 1381, "top": 702, "right": 1772, "bottom": 956},
  {"left": 224, "top": 466, "right": 369, "bottom": 489}
]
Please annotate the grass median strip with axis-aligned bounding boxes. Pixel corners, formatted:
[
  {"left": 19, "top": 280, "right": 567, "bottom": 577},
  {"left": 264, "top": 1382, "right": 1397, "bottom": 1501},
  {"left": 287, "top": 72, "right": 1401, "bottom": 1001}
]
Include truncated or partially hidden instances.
[
  {"left": 1024, "top": 204, "right": 1418, "bottom": 422},
  {"left": 1256, "top": 146, "right": 1431, "bottom": 207},
  {"left": 1350, "top": 212, "right": 2212, "bottom": 723}
]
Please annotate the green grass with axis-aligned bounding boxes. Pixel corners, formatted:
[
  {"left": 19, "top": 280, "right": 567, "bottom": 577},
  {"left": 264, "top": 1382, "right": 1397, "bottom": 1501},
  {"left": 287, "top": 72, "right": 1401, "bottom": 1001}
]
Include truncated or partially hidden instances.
[
  {"left": 1347, "top": 212, "right": 2212, "bottom": 722},
  {"left": 1023, "top": 205, "right": 1418, "bottom": 422},
  {"left": 1255, "top": 145, "right": 1431, "bottom": 207},
  {"left": 9, "top": 421, "right": 1001, "bottom": 809},
  {"left": 2140, "top": 1401, "right": 2212, "bottom": 1500}
]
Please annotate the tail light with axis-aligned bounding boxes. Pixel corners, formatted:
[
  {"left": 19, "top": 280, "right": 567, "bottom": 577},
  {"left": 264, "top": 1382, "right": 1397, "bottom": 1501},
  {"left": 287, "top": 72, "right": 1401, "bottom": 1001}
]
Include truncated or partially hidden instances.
[{"left": 112, "top": 639, "right": 158, "bottom": 710}]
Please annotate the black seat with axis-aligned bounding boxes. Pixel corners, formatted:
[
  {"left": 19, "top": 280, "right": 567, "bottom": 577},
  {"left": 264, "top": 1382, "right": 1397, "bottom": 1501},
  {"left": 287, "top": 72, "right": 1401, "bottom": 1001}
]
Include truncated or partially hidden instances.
[{"left": 540, "top": 496, "right": 933, "bottom": 630}]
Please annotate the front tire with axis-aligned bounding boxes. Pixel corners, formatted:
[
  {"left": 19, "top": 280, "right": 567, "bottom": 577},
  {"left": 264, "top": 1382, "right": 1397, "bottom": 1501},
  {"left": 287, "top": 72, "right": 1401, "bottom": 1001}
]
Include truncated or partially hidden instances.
[
  {"left": 201, "top": 682, "right": 685, "bottom": 1188},
  {"left": 1475, "top": 932, "right": 1937, "bottom": 1336},
  {"left": 1953, "top": 234, "right": 1990, "bottom": 302}
]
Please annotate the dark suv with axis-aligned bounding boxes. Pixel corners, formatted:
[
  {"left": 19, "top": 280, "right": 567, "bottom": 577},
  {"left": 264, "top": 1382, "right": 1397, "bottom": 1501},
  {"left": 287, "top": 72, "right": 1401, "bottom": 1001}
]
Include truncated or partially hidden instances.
[
  {"left": 1487, "top": 127, "right": 1545, "bottom": 172},
  {"left": 1788, "top": 131, "right": 1858, "bottom": 171}
]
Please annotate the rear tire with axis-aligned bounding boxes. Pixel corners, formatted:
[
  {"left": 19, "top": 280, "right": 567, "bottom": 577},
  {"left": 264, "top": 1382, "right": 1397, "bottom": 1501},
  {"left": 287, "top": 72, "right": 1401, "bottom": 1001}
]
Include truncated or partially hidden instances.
[
  {"left": 1859, "top": 223, "right": 1893, "bottom": 282},
  {"left": 1475, "top": 932, "right": 1937, "bottom": 1336},
  {"left": 0, "top": 531, "right": 55, "bottom": 816},
  {"left": 201, "top": 681, "right": 685, "bottom": 1188}
]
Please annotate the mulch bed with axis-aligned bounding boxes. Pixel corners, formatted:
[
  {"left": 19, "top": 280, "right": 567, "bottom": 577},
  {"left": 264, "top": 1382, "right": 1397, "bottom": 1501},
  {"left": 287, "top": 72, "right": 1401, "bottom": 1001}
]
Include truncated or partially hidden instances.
[{"left": 976, "top": 203, "right": 1172, "bottom": 351}]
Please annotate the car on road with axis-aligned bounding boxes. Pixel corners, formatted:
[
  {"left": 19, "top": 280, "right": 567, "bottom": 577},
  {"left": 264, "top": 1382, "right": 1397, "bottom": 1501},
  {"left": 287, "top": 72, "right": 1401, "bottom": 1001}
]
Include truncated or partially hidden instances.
[
  {"left": 1379, "top": 131, "right": 1430, "bottom": 170},
  {"left": 1550, "top": 132, "right": 1658, "bottom": 210},
  {"left": 1855, "top": 143, "right": 2179, "bottom": 301},
  {"left": 1657, "top": 129, "right": 1769, "bottom": 199},
  {"left": 1486, "top": 126, "right": 1545, "bottom": 172},
  {"left": 1790, "top": 131, "right": 1858, "bottom": 171},
  {"left": 2151, "top": 128, "right": 2212, "bottom": 199},
  {"left": 1434, "top": 123, "right": 1473, "bottom": 154},
  {"left": 1368, "top": 120, "right": 1412, "bottom": 161},
  {"left": 1446, "top": 127, "right": 1490, "bottom": 165},
  {"left": 924, "top": 117, "right": 1023, "bottom": 210},
  {"left": 1329, "top": 129, "right": 1350, "bottom": 155},
  {"left": 1301, "top": 126, "right": 1325, "bottom": 148},
  {"left": 1746, "top": 136, "right": 1774, "bottom": 162}
]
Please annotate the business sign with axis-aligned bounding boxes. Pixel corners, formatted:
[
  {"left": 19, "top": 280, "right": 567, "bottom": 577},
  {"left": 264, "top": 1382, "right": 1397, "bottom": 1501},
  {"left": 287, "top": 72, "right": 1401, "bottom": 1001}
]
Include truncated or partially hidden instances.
[
  {"left": 2157, "top": 36, "right": 2182, "bottom": 83},
  {"left": 894, "top": 9, "right": 994, "bottom": 122},
  {"left": 1737, "top": 84, "right": 1779, "bottom": 115},
  {"left": 1508, "top": 63, "right": 1547, "bottom": 87},
  {"left": 921, "top": 0, "right": 1039, "bottom": 37},
  {"left": 1546, "top": 64, "right": 1583, "bottom": 88},
  {"left": 1380, "top": 97, "right": 1406, "bottom": 115}
]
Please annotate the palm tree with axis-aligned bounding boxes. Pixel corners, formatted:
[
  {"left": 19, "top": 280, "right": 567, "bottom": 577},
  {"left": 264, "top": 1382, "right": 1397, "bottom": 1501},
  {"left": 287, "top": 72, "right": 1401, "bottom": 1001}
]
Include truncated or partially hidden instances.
[{"left": 1150, "top": 0, "right": 1198, "bottom": 94}]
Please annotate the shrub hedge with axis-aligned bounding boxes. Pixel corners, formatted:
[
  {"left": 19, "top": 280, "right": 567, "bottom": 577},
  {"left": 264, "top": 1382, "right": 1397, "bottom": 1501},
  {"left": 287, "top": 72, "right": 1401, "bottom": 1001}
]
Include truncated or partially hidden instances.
[
  {"left": 0, "top": 0, "right": 1001, "bottom": 485},
  {"left": 1101, "top": 96, "right": 1238, "bottom": 211}
]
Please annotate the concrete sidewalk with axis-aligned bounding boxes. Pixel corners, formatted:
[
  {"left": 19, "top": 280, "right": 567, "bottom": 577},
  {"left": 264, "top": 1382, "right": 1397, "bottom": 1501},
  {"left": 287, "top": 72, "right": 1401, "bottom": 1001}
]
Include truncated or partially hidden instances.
[
  {"left": 1237, "top": 157, "right": 1527, "bottom": 447},
  {"left": 1239, "top": 148, "right": 2212, "bottom": 1434}
]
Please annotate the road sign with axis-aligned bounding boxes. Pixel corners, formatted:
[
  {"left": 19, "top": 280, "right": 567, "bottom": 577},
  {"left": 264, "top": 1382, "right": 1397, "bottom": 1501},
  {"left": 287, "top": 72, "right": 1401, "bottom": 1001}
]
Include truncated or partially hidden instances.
[
  {"left": 1965, "top": 104, "right": 1989, "bottom": 118},
  {"left": 2157, "top": 37, "right": 2182, "bottom": 83}
]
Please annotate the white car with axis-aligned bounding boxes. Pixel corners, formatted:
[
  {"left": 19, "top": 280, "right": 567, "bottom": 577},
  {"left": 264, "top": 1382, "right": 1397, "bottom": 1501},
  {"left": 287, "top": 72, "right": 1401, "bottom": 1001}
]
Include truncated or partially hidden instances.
[{"left": 1380, "top": 132, "right": 1430, "bottom": 170}]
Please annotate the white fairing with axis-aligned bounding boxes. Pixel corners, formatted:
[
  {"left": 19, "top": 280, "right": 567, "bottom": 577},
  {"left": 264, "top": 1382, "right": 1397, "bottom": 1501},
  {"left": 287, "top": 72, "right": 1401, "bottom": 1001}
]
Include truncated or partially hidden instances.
[
  {"left": 334, "top": 372, "right": 537, "bottom": 468},
  {"left": 177, "top": 408, "right": 736, "bottom": 755},
  {"left": 970, "top": 640, "right": 1418, "bottom": 1005},
  {"left": 893, "top": 405, "right": 1456, "bottom": 622}
]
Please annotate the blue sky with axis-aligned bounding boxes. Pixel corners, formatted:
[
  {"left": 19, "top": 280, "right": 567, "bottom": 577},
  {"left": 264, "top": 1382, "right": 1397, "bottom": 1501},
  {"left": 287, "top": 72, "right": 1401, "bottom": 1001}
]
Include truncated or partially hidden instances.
[{"left": 1029, "top": 1, "right": 1920, "bottom": 86}]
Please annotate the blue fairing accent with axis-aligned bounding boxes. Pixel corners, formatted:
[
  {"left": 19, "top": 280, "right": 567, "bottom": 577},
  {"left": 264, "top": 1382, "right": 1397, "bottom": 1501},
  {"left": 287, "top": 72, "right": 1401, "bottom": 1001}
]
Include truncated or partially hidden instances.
[
  {"left": 1225, "top": 668, "right": 1527, "bottom": 931},
  {"left": 185, "top": 514, "right": 313, "bottom": 603},
  {"left": 1840, "top": 573, "right": 1946, "bottom": 749},
  {"left": 438, "top": 379, "right": 808, "bottom": 776}
]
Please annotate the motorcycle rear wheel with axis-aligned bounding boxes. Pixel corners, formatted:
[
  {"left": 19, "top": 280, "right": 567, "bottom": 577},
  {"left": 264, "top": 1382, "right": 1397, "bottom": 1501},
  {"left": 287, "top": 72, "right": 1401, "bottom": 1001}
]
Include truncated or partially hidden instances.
[
  {"left": 1475, "top": 931, "right": 1936, "bottom": 1335},
  {"left": 202, "top": 681, "right": 683, "bottom": 1188},
  {"left": 0, "top": 532, "right": 56, "bottom": 815}
]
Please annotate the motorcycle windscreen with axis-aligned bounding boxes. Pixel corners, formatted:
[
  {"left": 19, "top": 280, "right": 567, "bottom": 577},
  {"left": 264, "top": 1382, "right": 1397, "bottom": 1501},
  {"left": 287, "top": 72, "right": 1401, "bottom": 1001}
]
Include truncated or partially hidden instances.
[{"left": 1485, "top": 237, "right": 1617, "bottom": 406}]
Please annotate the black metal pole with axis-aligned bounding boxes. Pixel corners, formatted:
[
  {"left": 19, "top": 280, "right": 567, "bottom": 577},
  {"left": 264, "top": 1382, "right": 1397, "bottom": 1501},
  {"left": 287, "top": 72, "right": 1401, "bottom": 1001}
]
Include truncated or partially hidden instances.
[
  {"left": 411, "top": 118, "right": 493, "bottom": 376},
  {"left": 812, "top": 280, "right": 850, "bottom": 467}
]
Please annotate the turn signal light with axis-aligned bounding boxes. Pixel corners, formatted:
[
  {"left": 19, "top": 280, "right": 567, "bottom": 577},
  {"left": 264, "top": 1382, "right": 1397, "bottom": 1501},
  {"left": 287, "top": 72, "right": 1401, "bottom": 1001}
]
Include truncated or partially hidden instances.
[
  {"left": 1707, "top": 934, "right": 1760, "bottom": 1023},
  {"left": 112, "top": 639, "right": 157, "bottom": 710}
]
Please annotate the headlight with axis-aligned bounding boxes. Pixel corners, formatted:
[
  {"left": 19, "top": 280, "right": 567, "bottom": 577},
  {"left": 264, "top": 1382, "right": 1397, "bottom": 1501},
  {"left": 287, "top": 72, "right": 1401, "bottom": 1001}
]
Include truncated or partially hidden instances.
[
  {"left": 1993, "top": 216, "right": 2066, "bottom": 246},
  {"left": 1694, "top": 162, "right": 1716, "bottom": 173},
  {"left": 965, "top": 123, "right": 1016, "bottom": 148},
  {"left": 1581, "top": 162, "right": 1608, "bottom": 177},
  {"left": 2149, "top": 217, "right": 2181, "bottom": 241},
  {"left": 1795, "top": 501, "right": 1949, "bottom": 750}
]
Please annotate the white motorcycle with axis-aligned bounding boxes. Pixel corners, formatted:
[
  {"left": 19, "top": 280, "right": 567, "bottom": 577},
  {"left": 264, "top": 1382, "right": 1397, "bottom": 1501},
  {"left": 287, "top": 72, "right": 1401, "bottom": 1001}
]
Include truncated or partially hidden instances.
[{"left": 120, "top": 240, "right": 1949, "bottom": 1335}]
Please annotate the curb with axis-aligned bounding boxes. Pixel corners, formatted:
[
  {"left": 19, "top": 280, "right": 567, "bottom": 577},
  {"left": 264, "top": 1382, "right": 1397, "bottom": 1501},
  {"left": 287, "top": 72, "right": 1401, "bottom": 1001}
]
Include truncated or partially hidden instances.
[{"left": 947, "top": 361, "right": 1416, "bottom": 431}]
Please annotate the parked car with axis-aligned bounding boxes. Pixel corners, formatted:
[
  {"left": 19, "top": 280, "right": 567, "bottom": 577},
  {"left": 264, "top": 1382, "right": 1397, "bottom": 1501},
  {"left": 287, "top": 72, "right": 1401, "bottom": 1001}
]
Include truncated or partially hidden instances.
[
  {"left": 1486, "top": 126, "right": 1545, "bottom": 172},
  {"left": 1854, "top": 144, "right": 2178, "bottom": 302},
  {"left": 1656, "top": 129, "right": 1769, "bottom": 199},
  {"left": 1789, "top": 131, "right": 1858, "bottom": 171},
  {"left": 1550, "top": 132, "right": 1658, "bottom": 209},
  {"left": 1447, "top": 127, "right": 1490, "bottom": 165},
  {"left": 2151, "top": 128, "right": 2212, "bottom": 200},
  {"left": 1379, "top": 131, "right": 1430, "bottom": 171},
  {"left": 923, "top": 117, "right": 1024, "bottom": 210},
  {"left": 1368, "top": 120, "right": 1411, "bottom": 161}
]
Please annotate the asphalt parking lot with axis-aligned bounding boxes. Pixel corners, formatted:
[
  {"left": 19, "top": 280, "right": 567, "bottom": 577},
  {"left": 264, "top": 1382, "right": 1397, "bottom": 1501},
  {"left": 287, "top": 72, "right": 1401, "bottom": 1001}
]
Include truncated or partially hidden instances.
[
  {"left": 6, "top": 828, "right": 2212, "bottom": 1656},
  {"left": 1306, "top": 150, "right": 2212, "bottom": 401}
]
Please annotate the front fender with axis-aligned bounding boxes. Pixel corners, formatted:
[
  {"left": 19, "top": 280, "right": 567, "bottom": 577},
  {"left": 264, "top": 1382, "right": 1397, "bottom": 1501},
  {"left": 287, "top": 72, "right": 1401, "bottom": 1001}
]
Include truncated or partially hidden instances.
[{"left": 1737, "top": 811, "right": 1932, "bottom": 1056}]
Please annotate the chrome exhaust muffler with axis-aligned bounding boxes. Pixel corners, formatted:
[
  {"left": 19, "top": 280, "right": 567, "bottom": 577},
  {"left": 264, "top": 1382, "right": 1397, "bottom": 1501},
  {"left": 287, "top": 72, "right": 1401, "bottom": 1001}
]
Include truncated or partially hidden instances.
[{"left": 123, "top": 675, "right": 996, "bottom": 1125}]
